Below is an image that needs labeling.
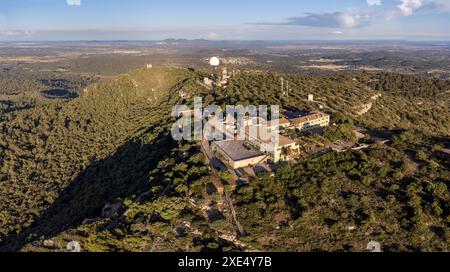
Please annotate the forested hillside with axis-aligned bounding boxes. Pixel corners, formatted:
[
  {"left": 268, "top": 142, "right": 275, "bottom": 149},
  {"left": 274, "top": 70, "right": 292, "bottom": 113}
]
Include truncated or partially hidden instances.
[
  {"left": 235, "top": 132, "right": 449, "bottom": 251},
  {"left": 0, "top": 67, "right": 216, "bottom": 250},
  {"left": 0, "top": 67, "right": 448, "bottom": 252},
  {"left": 214, "top": 71, "right": 449, "bottom": 135}
]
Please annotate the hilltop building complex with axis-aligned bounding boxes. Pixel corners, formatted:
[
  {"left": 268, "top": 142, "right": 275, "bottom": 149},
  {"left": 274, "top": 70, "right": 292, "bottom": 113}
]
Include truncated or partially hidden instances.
[
  {"left": 288, "top": 112, "right": 330, "bottom": 131},
  {"left": 208, "top": 111, "right": 330, "bottom": 169}
]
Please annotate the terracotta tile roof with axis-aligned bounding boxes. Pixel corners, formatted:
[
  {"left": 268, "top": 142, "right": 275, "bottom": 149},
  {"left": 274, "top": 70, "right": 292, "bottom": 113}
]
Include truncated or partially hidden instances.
[
  {"left": 268, "top": 117, "right": 290, "bottom": 128},
  {"left": 245, "top": 126, "right": 295, "bottom": 147},
  {"left": 289, "top": 112, "right": 329, "bottom": 125},
  {"left": 278, "top": 135, "right": 296, "bottom": 146}
]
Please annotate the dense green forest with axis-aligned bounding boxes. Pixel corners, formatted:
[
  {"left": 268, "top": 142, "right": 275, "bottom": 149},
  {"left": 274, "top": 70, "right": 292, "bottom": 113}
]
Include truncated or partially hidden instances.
[
  {"left": 235, "top": 131, "right": 449, "bottom": 251},
  {"left": 214, "top": 71, "right": 449, "bottom": 135},
  {"left": 0, "top": 72, "right": 96, "bottom": 96},
  {"left": 0, "top": 68, "right": 216, "bottom": 250},
  {"left": 0, "top": 67, "right": 448, "bottom": 252}
]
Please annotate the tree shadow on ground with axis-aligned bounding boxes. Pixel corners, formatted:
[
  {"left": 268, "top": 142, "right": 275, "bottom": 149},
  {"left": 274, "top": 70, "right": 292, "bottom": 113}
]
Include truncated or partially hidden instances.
[
  {"left": 0, "top": 128, "right": 177, "bottom": 252},
  {"left": 41, "top": 89, "right": 78, "bottom": 99}
]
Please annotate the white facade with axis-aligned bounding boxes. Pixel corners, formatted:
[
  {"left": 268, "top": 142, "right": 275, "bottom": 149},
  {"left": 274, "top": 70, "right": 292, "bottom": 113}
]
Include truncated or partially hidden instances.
[
  {"left": 245, "top": 126, "right": 299, "bottom": 162},
  {"left": 290, "top": 112, "right": 330, "bottom": 131}
]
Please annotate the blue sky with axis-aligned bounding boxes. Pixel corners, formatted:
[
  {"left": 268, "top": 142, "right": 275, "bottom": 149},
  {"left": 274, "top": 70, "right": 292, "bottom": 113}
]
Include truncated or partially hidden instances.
[{"left": 0, "top": 0, "right": 449, "bottom": 40}]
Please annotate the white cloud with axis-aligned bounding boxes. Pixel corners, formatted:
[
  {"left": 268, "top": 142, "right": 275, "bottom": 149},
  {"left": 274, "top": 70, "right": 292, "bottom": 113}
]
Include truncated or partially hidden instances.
[
  {"left": 0, "top": 30, "right": 34, "bottom": 37},
  {"left": 421, "top": 0, "right": 450, "bottom": 13},
  {"left": 331, "top": 31, "right": 343, "bottom": 34},
  {"left": 250, "top": 0, "right": 447, "bottom": 30},
  {"left": 198, "top": 32, "right": 220, "bottom": 39},
  {"left": 367, "top": 0, "right": 382, "bottom": 6},
  {"left": 397, "top": 0, "right": 422, "bottom": 16},
  {"left": 338, "top": 13, "right": 364, "bottom": 28},
  {"left": 253, "top": 12, "right": 369, "bottom": 28},
  {"left": 66, "top": 0, "right": 81, "bottom": 6}
]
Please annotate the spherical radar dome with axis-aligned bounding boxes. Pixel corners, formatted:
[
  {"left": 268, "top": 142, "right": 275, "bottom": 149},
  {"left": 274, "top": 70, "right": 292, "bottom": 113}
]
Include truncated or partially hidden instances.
[{"left": 209, "top": 56, "right": 220, "bottom": 66}]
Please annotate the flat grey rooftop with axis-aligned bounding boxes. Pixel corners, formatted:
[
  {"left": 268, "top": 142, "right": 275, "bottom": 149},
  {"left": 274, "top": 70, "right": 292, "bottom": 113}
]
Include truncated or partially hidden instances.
[{"left": 214, "top": 140, "right": 265, "bottom": 162}]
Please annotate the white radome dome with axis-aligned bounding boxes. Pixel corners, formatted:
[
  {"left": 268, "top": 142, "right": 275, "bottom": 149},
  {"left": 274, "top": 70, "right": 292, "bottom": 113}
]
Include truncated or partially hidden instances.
[{"left": 209, "top": 56, "right": 220, "bottom": 66}]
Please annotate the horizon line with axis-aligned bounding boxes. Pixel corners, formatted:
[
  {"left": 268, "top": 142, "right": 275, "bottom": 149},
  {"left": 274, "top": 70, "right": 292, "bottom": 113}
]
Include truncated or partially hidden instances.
[{"left": 1, "top": 39, "right": 450, "bottom": 43}]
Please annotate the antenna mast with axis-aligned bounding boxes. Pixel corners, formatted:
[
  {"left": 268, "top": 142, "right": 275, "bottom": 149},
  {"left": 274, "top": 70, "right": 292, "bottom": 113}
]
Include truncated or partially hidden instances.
[{"left": 286, "top": 80, "right": 289, "bottom": 97}]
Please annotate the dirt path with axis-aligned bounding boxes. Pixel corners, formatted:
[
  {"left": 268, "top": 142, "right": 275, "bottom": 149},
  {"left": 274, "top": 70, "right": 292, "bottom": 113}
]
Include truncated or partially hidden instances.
[{"left": 199, "top": 140, "right": 248, "bottom": 238}]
